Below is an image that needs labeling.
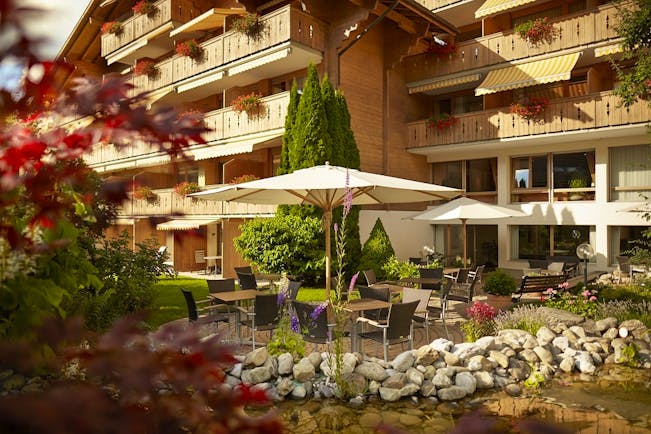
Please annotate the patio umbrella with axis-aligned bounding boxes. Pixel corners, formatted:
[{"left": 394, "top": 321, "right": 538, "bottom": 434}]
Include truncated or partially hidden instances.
[
  {"left": 409, "top": 197, "right": 527, "bottom": 266},
  {"left": 192, "top": 163, "right": 462, "bottom": 296}
]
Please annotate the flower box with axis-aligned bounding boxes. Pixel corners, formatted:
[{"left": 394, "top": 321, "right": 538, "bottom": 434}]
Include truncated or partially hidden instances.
[
  {"left": 228, "top": 174, "right": 259, "bottom": 184},
  {"left": 514, "top": 17, "right": 559, "bottom": 47},
  {"left": 426, "top": 40, "right": 456, "bottom": 58},
  {"left": 173, "top": 181, "right": 201, "bottom": 196},
  {"left": 232, "top": 92, "right": 264, "bottom": 116},
  {"left": 175, "top": 39, "right": 204, "bottom": 61},
  {"left": 510, "top": 96, "right": 550, "bottom": 121},
  {"left": 231, "top": 13, "right": 266, "bottom": 41},
  {"left": 132, "top": 0, "right": 158, "bottom": 16},
  {"left": 133, "top": 59, "right": 158, "bottom": 78},
  {"left": 133, "top": 185, "right": 157, "bottom": 202},
  {"left": 101, "top": 21, "right": 122, "bottom": 35},
  {"left": 428, "top": 113, "right": 458, "bottom": 131}
]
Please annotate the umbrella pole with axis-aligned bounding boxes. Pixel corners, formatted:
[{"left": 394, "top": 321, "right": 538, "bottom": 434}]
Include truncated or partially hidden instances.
[
  {"left": 462, "top": 219, "right": 468, "bottom": 267},
  {"left": 324, "top": 209, "right": 332, "bottom": 300}
]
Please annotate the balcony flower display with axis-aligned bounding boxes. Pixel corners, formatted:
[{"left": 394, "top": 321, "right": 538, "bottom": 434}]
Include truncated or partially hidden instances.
[
  {"left": 132, "top": 0, "right": 157, "bottom": 16},
  {"left": 232, "top": 13, "right": 266, "bottom": 42},
  {"left": 228, "top": 174, "right": 259, "bottom": 184},
  {"left": 426, "top": 39, "right": 456, "bottom": 58},
  {"left": 133, "top": 59, "right": 158, "bottom": 78},
  {"left": 101, "top": 21, "right": 122, "bottom": 35},
  {"left": 510, "top": 96, "right": 550, "bottom": 121},
  {"left": 178, "top": 109, "right": 205, "bottom": 127},
  {"left": 175, "top": 39, "right": 203, "bottom": 61},
  {"left": 173, "top": 181, "right": 201, "bottom": 197},
  {"left": 428, "top": 113, "right": 458, "bottom": 131},
  {"left": 232, "top": 92, "right": 264, "bottom": 116},
  {"left": 514, "top": 17, "right": 559, "bottom": 47},
  {"left": 133, "top": 185, "right": 157, "bottom": 202}
]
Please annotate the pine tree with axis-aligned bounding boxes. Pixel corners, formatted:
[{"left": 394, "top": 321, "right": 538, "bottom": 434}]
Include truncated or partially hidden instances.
[
  {"left": 320, "top": 75, "right": 341, "bottom": 164},
  {"left": 359, "top": 218, "right": 395, "bottom": 282},
  {"left": 278, "top": 80, "right": 299, "bottom": 175},
  {"left": 335, "top": 90, "right": 360, "bottom": 169}
]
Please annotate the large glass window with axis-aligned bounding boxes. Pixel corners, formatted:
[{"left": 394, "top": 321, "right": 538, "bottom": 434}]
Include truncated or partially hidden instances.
[
  {"left": 433, "top": 161, "right": 462, "bottom": 189},
  {"left": 512, "top": 155, "right": 548, "bottom": 202},
  {"left": 610, "top": 144, "right": 651, "bottom": 201},
  {"left": 513, "top": 225, "right": 593, "bottom": 260},
  {"left": 433, "top": 158, "right": 497, "bottom": 198},
  {"left": 553, "top": 151, "right": 595, "bottom": 201}
]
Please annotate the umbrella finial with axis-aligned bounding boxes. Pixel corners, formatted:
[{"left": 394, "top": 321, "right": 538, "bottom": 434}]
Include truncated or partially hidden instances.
[{"left": 325, "top": 161, "right": 330, "bottom": 166}]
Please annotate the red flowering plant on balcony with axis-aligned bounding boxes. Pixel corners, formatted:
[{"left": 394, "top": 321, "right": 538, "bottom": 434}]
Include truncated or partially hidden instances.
[
  {"left": 231, "top": 13, "right": 267, "bottom": 42},
  {"left": 175, "top": 39, "right": 204, "bottom": 61},
  {"left": 232, "top": 92, "right": 264, "bottom": 116},
  {"left": 133, "top": 59, "right": 158, "bottom": 78},
  {"left": 514, "top": 17, "right": 559, "bottom": 47},
  {"left": 174, "top": 181, "right": 201, "bottom": 197},
  {"left": 228, "top": 174, "right": 259, "bottom": 184},
  {"left": 132, "top": 0, "right": 158, "bottom": 17},
  {"left": 428, "top": 113, "right": 458, "bottom": 131},
  {"left": 426, "top": 38, "right": 456, "bottom": 59},
  {"left": 132, "top": 185, "right": 157, "bottom": 202},
  {"left": 510, "top": 96, "right": 550, "bottom": 121},
  {"left": 101, "top": 21, "right": 122, "bottom": 35}
]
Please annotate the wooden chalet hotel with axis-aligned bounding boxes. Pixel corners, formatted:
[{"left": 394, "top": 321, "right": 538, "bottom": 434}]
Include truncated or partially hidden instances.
[{"left": 59, "top": 0, "right": 651, "bottom": 277}]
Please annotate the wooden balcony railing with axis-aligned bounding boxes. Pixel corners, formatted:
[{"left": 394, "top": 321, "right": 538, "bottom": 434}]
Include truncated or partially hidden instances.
[
  {"left": 101, "top": 0, "right": 203, "bottom": 57},
  {"left": 124, "top": 188, "right": 276, "bottom": 216},
  {"left": 407, "top": 91, "right": 651, "bottom": 149},
  {"left": 84, "top": 91, "right": 290, "bottom": 167},
  {"left": 128, "top": 5, "right": 324, "bottom": 95},
  {"left": 404, "top": 3, "right": 620, "bottom": 83}
]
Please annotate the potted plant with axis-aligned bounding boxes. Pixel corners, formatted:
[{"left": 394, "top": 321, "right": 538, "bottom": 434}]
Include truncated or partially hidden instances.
[
  {"left": 231, "top": 13, "right": 266, "bottom": 41},
  {"left": 568, "top": 172, "right": 588, "bottom": 200},
  {"left": 132, "top": 0, "right": 158, "bottom": 17},
  {"left": 175, "top": 39, "right": 204, "bottom": 61},
  {"left": 101, "top": 21, "right": 122, "bottom": 35},
  {"left": 173, "top": 181, "right": 201, "bottom": 197},
  {"left": 514, "top": 17, "right": 559, "bottom": 47},
  {"left": 482, "top": 269, "right": 517, "bottom": 310},
  {"left": 426, "top": 39, "right": 456, "bottom": 59},
  {"left": 228, "top": 174, "right": 259, "bottom": 184},
  {"left": 428, "top": 113, "right": 458, "bottom": 131},
  {"left": 510, "top": 96, "right": 549, "bottom": 122},
  {"left": 133, "top": 185, "right": 158, "bottom": 202},
  {"left": 133, "top": 59, "right": 158, "bottom": 78},
  {"left": 232, "top": 92, "right": 264, "bottom": 116}
]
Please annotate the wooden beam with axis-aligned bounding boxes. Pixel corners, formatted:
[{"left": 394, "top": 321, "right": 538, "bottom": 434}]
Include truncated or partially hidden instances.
[{"left": 372, "top": 1, "right": 417, "bottom": 34}]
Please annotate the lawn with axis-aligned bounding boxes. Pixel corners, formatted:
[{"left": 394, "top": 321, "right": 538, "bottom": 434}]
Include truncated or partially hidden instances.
[{"left": 147, "top": 276, "right": 329, "bottom": 328}]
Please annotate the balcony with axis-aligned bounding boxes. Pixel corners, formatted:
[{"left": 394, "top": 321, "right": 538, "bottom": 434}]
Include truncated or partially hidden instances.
[
  {"left": 407, "top": 91, "right": 651, "bottom": 149},
  {"left": 127, "top": 5, "right": 324, "bottom": 104},
  {"left": 84, "top": 91, "right": 289, "bottom": 171},
  {"left": 404, "top": 3, "right": 619, "bottom": 83},
  {"left": 101, "top": 0, "right": 207, "bottom": 65},
  {"left": 124, "top": 188, "right": 276, "bottom": 217}
]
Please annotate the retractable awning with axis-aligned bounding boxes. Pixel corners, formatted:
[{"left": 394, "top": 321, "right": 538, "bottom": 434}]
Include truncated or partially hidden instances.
[
  {"left": 475, "top": 0, "right": 536, "bottom": 19},
  {"left": 192, "top": 132, "right": 282, "bottom": 161},
  {"left": 169, "top": 8, "right": 245, "bottom": 37},
  {"left": 408, "top": 73, "right": 481, "bottom": 94},
  {"left": 156, "top": 219, "right": 219, "bottom": 231},
  {"left": 595, "top": 43, "right": 623, "bottom": 57},
  {"left": 475, "top": 52, "right": 581, "bottom": 96}
]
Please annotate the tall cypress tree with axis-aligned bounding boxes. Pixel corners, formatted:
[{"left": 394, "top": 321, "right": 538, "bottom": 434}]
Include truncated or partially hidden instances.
[
  {"left": 278, "top": 80, "right": 299, "bottom": 175},
  {"left": 320, "top": 75, "right": 341, "bottom": 165},
  {"left": 335, "top": 90, "right": 360, "bottom": 169}
]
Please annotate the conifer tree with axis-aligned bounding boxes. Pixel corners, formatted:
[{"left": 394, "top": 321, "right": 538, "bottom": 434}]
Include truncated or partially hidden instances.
[
  {"left": 278, "top": 80, "right": 299, "bottom": 175},
  {"left": 359, "top": 218, "right": 395, "bottom": 282}
]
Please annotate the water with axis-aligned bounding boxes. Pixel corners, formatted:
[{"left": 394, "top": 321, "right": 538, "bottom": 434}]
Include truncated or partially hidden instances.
[{"left": 246, "top": 367, "right": 651, "bottom": 433}]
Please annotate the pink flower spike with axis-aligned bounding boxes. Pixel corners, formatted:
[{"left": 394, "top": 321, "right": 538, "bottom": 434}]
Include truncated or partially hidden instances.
[
  {"left": 333, "top": 223, "right": 338, "bottom": 233},
  {"left": 349, "top": 271, "right": 360, "bottom": 291}
]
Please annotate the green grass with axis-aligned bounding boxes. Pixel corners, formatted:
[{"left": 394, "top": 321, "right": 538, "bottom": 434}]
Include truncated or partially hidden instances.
[{"left": 147, "top": 276, "right": 330, "bottom": 328}]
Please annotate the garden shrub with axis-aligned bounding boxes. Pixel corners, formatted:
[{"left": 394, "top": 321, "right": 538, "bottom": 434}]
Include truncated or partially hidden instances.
[
  {"left": 234, "top": 215, "right": 325, "bottom": 285},
  {"left": 595, "top": 300, "right": 651, "bottom": 327},
  {"left": 382, "top": 256, "right": 419, "bottom": 280},
  {"left": 358, "top": 218, "right": 395, "bottom": 282},
  {"left": 460, "top": 301, "right": 497, "bottom": 342},
  {"left": 495, "top": 304, "right": 555, "bottom": 335},
  {"left": 483, "top": 269, "right": 518, "bottom": 296},
  {"left": 543, "top": 284, "right": 599, "bottom": 318}
]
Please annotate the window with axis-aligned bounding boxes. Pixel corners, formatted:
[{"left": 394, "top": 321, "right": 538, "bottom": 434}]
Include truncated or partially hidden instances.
[
  {"left": 176, "top": 166, "right": 199, "bottom": 185},
  {"left": 512, "top": 155, "right": 548, "bottom": 202},
  {"left": 453, "top": 94, "right": 483, "bottom": 114},
  {"left": 433, "top": 158, "right": 497, "bottom": 197},
  {"left": 610, "top": 144, "right": 651, "bottom": 201},
  {"left": 513, "top": 225, "right": 593, "bottom": 260},
  {"left": 553, "top": 151, "right": 595, "bottom": 201}
]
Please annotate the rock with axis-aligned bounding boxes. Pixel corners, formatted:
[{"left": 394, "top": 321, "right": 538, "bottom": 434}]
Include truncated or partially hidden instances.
[
  {"left": 420, "top": 380, "right": 437, "bottom": 397},
  {"left": 349, "top": 396, "right": 365, "bottom": 408},
  {"left": 536, "top": 327, "right": 557, "bottom": 345},
  {"left": 596, "top": 317, "right": 618, "bottom": 332},
  {"left": 603, "top": 328, "right": 619, "bottom": 339},
  {"left": 437, "top": 386, "right": 467, "bottom": 401},
  {"left": 244, "top": 347, "right": 269, "bottom": 367},
  {"left": 430, "top": 338, "right": 454, "bottom": 352},
  {"left": 575, "top": 352, "right": 596, "bottom": 374},
  {"left": 552, "top": 336, "right": 569, "bottom": 352},
  {"left": 400, "top": 413, "right": 422, "bottom": 426},
  {"left": 442, "top": 351, "right": 460, "bottom": 366},
  {"left": 620, "top": 319, "right": 645, "bottom": 331},
  {"left": 455, "top": 371, "right": 477, "bottom": 395},
  {"left": 451, "top": 343, "right": 484, "bottom": 360},
  {"left": 382, "top": 372, "right": 407, "bottom": 389},
  {"left": 379, "top": 387, "right": 402, "bottom": 402},
  {"left": 400, "top": 383, "right": 420, "bottom": 397},
  {"left": 392, "top": 351, "right": 415, "bottom": 372},
  {"left": 431, "top": 372, "right": 453, "bottom": 388},
  {"left": 355, "top": 361, "right": 389, "bottom": 382},
  {"left": 307, "top": 352, "right": 322, "bottom": 369},
  {"left": 263, "top": 355, "right": 278, "bottom": 377},
  {"left": 294, "top": 358, "right": 316, "bottom": 382},
  {"left": 523, "top": 335, "right": 538, "bottom": 349},
  {"left": 225, "top": 374, "right": 241, "bottom": 387},
  {"left": 406, "top": 367, "right": 424, "bottom": 386},
  {"left": 423, "top": 365, "right": 437, "bottom": 380},
  {"left": 533, "top": 346, "right": 554, "bottom": 365},
  {"left": 276, "top": 377, "right": 295, "bottom": 396},
  {"left": 277, "top": 353, "right": 294, "bottom": 376},
  {"left": 488, "top": 350, "right": 509, "bottom": 368},
  {"left": 230, "top": 362, "right": 243, "bottom": 378},
  {"left": 368, "top": 380, "right": 380, "bottom": 395},
  {"left": 505, "top": 383, "right": 522, "bottom": 397},
  {"left": 569, "top": 325, "right": 587, "bottom": 339},
  {"left": 518, "top": 349, "right": 539, "bottom": 363},
  {"left": 291, "top": 384, "right": 307, "bottom": 399},
  {"left": 473, "top": 371, "right": 494, "bottom": 389},
  {"left": 583, "top": 342, "right": 603, "bottom": 354},
  {"left": 467, "top": 355, "right": 493, "bottom": 371},
  {"left": 241, "top": 367, "right": 271, "bottom": 385},
  {"left": 414, "top": 345, "right": 439, "bottom": 366},
  {"left": 474, "top": 336, "right": 497, "bottom": 352},
  {"left": 508, "top": 358, "right": 531, "bottom": 381},
  {"left": 359, "top": 411, "right": 383, "bottom": 428}
]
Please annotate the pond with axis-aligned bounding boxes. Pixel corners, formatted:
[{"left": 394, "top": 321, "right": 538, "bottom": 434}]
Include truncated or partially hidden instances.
[{"left": 247, "top": 365, "right": 651, "bottom": 433}]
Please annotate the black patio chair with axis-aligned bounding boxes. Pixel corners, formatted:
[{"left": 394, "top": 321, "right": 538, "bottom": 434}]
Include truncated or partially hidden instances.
[
  {"left": 357, "top": 300, "right": 419, "bottom": 361},
  {"left": 238, "top": 293, "right": 280, "bottom": 349},
  {"left": 293, "top": 300, "right": 333, "bottom": 351},
  {"left": 357, "top": 284, "right": 390, "bottom": 322},
  {"left": 418, "top": 267, "right": 443, "bottom": 290},
  {"left": 181, "top": 288, "right": 230, "bottom": 331}
]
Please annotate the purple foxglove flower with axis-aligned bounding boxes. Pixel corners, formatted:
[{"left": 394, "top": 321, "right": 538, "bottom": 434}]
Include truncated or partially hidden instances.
[
  {"left": 343, "top": 171, "right": 352, "bottom": 215},
  {"left": 277, "top": 290, "right": 287, "bottom": 306},
  {"left": 349, "top": 271, "right": 360, "bottom": 292},
  {"left": 290, "top": 314, "right": 300, "bottom": 333},
  {"left": 310, "top": 301, "right": 328, "bottom": 321}
]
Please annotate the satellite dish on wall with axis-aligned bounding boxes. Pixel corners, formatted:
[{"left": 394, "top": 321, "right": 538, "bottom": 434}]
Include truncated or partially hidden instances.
[{"left": 576, "top": 243, "right": 594, "bottom": 260}]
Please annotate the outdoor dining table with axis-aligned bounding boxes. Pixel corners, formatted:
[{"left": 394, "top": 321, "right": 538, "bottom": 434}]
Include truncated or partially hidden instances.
[
  {"left": 209, "top": 289, "right": 259, "bottom": 343},
  {"left": 203, "top": 255, "right": 222, "bottom": 275},
  {"left": 344, "top": 298, "right": 391, "bottom": 352},
  {"left": 391, "top": 277, "right": 443, "bottom": 288}
]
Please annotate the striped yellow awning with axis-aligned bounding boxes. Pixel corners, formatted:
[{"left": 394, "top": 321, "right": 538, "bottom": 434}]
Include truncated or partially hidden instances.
[
  {"left": 408, "top": 74, "right": 481, "bottom": 94},
  {"left": 475, "top": 0, "right": 536, "bottom": 18},
  {"left": 475, "top": 52, "right": 581, "bottom": 96},
  {"left": 156, "top": 219, "right": 219, "bottom": 231},
  {"left": 594, "top": 43, "right": 623, "bottom": 57}
]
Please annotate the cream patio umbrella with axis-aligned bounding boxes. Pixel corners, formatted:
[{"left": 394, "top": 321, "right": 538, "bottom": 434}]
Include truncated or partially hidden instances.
[
  {"left": 410, "top": 197, "right": 527, "bottom": 266},
  {"left": 192, "top": 163, "right": 462, "bottom": 297}
]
